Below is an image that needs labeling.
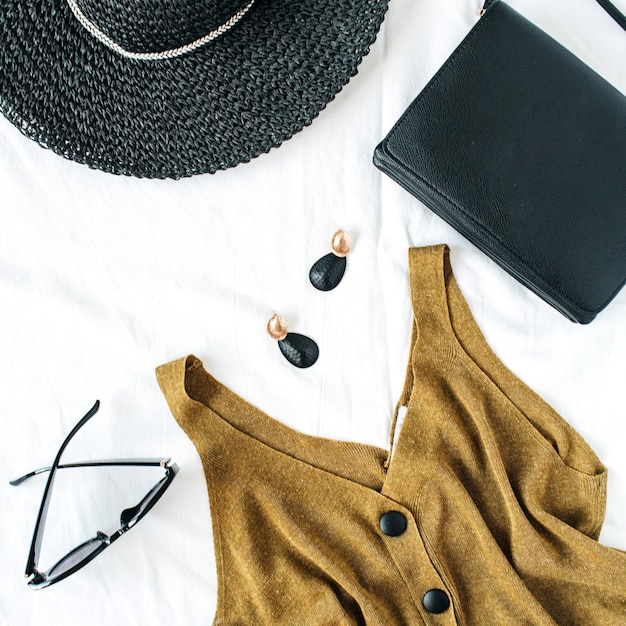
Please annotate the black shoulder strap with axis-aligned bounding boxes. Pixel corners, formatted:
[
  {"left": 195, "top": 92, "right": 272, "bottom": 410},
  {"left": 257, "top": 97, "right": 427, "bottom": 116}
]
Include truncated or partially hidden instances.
[
  {"left": 482, "top": 0, "right": 626, "bottom": 31},
  {"left": 595, "top": 0, "right": 626, "bottom": 30}
]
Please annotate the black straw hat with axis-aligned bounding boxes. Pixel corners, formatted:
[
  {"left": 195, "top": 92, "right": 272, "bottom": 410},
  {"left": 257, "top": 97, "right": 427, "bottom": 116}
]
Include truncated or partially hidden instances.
[{"left": 0, "top": 0, "right": 388, "bottom": 179}]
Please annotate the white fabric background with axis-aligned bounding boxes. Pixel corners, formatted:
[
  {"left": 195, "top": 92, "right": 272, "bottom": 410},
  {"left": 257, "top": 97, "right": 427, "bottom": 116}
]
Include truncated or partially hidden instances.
[{"left": 1, "top": 0, "right": 625, "bottom": 624}]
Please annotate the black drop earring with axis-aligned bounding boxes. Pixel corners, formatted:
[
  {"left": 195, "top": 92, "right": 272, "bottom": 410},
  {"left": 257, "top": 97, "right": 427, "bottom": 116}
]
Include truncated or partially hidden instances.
[
  {"left": 309, "top": 230, "right": 352, "bottom": 291},
  {"left": 267, "top": 314, "right": 319, "bottom": 368}
]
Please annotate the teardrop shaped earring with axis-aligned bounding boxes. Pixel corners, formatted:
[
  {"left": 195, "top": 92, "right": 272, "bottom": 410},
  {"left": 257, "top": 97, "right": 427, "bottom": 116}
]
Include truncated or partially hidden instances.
[
  {"left": 309, "top": 230, "right": 352, "bottom": 291},
  {"left": 267, "top": 314, "right": 319, "bottom": 368}
]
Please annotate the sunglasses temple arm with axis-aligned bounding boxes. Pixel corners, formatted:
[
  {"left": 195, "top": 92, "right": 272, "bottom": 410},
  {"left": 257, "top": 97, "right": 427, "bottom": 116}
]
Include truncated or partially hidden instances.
[
  {"left": 10, "top": 458, "right": 171, "bottom": 486},
  {"left": 24, "top": 400, "right": 101, "bottom": 577}
]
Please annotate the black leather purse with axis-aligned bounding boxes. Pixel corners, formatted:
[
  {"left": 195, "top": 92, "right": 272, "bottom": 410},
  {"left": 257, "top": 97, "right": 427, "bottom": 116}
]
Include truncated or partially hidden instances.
[{"left": 374, "top": 0, "right": 626, "bottom": 323}]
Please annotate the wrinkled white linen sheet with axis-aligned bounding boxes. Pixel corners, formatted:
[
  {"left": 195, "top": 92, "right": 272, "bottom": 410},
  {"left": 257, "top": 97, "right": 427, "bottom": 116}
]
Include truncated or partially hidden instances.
[{"left": 1, "top": 0, "right": 625, "bottom": 624}]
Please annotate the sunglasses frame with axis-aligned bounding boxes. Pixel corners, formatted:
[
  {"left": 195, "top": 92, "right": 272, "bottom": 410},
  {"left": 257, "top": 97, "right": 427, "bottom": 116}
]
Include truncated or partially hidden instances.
[{"left": 10, "top": 400, "right": 178, "bottom": 589}]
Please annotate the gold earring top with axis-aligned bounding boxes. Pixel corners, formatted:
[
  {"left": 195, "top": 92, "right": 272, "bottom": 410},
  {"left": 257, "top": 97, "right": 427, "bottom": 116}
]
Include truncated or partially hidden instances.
[
  {"left": 330, "top": 230, "right": 352, "bottom": 257},
  {"left": 267, "top": 314, "right": 289, "bottom": 341}
]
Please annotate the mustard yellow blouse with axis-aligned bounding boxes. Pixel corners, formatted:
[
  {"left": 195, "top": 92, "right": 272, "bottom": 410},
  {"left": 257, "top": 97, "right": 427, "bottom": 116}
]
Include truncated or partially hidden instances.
[{"left": 157, "top": 245, "right": 626, "bottom": 624}]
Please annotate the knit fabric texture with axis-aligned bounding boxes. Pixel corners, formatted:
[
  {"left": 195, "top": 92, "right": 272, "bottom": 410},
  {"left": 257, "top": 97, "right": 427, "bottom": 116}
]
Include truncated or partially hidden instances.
[{"left": 156, "top": 244, "right": 626, "bottom": 624}]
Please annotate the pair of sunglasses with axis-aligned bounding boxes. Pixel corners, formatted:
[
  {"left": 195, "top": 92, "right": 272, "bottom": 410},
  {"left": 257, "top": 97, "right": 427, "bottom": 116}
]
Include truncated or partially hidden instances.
[{"left": 10, "top": 400, "right": 178, "bottom": 589}]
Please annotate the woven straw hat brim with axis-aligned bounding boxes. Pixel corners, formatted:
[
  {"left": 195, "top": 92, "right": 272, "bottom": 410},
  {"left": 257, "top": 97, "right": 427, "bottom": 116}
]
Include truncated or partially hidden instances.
[{"left": 0, "top": 0, "right": 389, "bottom": 179}]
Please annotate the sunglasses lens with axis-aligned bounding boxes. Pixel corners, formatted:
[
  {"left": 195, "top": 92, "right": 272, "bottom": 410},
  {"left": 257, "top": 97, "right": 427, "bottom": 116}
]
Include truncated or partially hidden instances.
[{"left": 47, "top": 537, "right": 105, "bottom": 579}]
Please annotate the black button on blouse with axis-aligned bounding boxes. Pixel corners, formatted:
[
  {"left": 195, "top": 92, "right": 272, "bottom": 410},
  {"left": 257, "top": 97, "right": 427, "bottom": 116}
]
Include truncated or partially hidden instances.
[
  {"left": 422, "top": 588, "right": 450, "bottom": 614},
  {"left": 379, "top": 511, "right": 407, "bottom": 537}
]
